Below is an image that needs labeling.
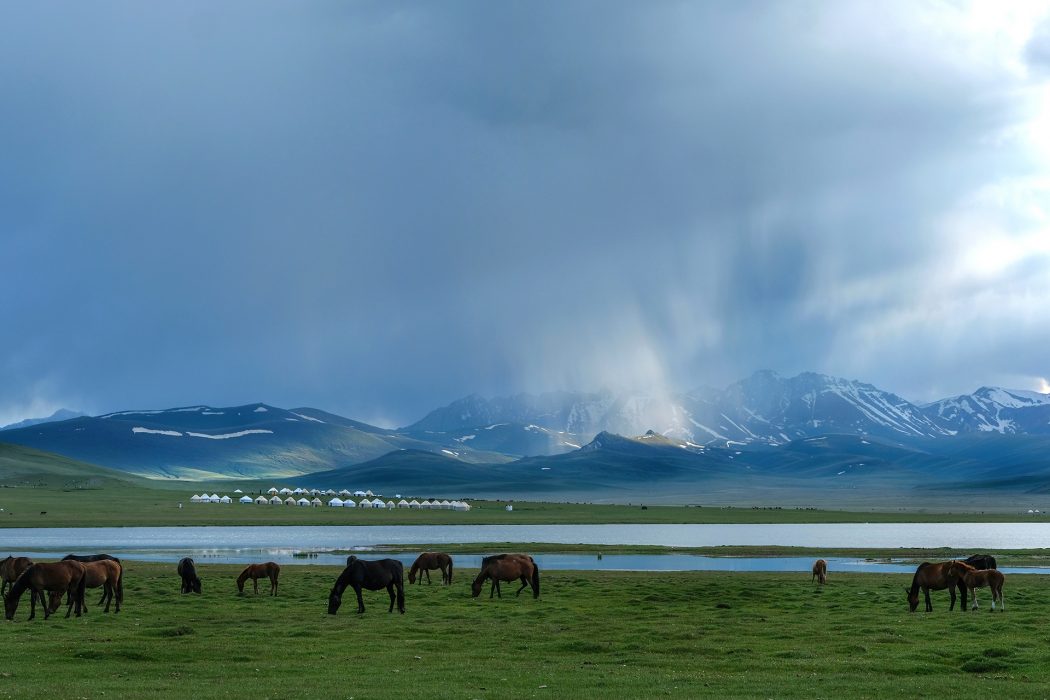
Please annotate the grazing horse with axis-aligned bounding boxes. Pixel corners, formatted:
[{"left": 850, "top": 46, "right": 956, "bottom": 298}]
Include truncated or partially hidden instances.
[
  {"left": 964, "top": 554, "right": 997, "bottom": 570},
  {"left": 327, "top": 556, "right": 405, "bottom": 615},
  {"left": 49, "top": 559, "right": 122, "bottom": 614},
  {"left": 408, "top": 552, "right": 453, "bottom": 585},
  {"left": 471, "top": 554, "right": 540, "bottom": 600},
  {"left": 237, "top": 562, "right": 280, "bottom": 596},
  {"left": 4, "top": 561, "right": 86, "bottom": 621},
  {"left": 905, "top": 561, "right": 968, "bottom": 612},
  {"left": 949, "top": 560, "right": 1006, "bottom": 612},
  {"left": 0, "top": 556, "right": 32, "bottom": 597},
  {"left": 812, "top": 559, "right": 828, "bottom": 585},
  {"left": 62, "top": 554, "right": 124, "bottom": 609},
  {"left": 177, "top": 557, "right": 202, "bottom": 594}
]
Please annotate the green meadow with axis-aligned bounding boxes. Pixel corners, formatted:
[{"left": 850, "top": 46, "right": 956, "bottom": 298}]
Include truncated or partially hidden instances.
[
  {"left": 3, "top": 443, "right": 1046, "bottom": 527},
  {"left": 0, "top": 562, "right": 1044, "bottom": 699},
  {"left": 2, "top": 486, "right": 1045, "bottom": 528}
]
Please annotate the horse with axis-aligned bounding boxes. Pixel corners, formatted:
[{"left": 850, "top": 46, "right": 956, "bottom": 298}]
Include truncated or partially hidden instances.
[
  {"left": 471, "top": 553, "right": 539, "bottom": 599},
  {"left": 905, "top": 561, "right": 968, "bottom": 612},
  {"left": 177, "top": 557, "right": 202, "bottom": 594},
  {"left": 0, "top": 556, "right": 32, "bottom": 597},
  {"left": 4, "top": 561, "right": 87, "bottom": 621},
  {"left": 48, "top": 559, "right": 122, "bottom": 614},
  {"left": 811, "top": 559, "right": 827, "bottom": 585},
  {"left": 964, "top": 554, "right": 997, "bottom": 570},
  {"left": 327, "top": 556, "right": 405, "bottom": 615},
  {"left": 237, "top": 562, "right": 280, "bottom": 596},
  {"left": 408, "top": 552, "right": 453, "bottom": 585},
  {"left": 949, "top": 560, "right": 1006, "bottom": 612},
  {"left": 62, "top": 554, "right": 123, "bottom": 608}
]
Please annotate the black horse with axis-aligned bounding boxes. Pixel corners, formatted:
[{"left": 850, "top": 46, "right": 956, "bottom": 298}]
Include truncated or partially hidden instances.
[
  {"left": 327, "top": 556, "right": 405, "bottom": 615},
  {"left": 964, "top": 554, "right": 997, "bottom": 570},
  {"left": 177, "top": 557, "right": 202, "bottom": 594},
  {"left": 63, "top": 554, "right": 124, "bottom": 607}
]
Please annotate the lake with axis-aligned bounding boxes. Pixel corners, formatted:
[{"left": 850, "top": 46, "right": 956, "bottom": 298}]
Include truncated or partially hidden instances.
[
  {"left": 3, "top": 522, "right": 1050, "bottom": 550},
  {"left": 3, "top": 523, "right": 1050, "bottom": 573}
]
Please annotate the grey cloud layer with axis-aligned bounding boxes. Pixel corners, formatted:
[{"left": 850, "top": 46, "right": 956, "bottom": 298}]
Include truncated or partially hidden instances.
[{"left": 2, "top": 1, "right": 1048, "bottom": 426}]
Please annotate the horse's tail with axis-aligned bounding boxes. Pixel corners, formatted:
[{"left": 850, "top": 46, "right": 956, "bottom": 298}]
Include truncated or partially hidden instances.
[
  {"left": 76, "top": 569, "right": 87, "bottom": 615},
  {"left": 531, "top": 560, "right": 540, "bottom": 599},
  {"left": 115, "top": 559, "right": 124, "bottom": 605}
]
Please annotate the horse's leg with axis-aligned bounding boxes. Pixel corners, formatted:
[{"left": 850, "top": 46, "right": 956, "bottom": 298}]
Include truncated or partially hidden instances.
[
  {"left": 970, "top": 587, "right": 979, "bottom": 610},
  {"left": 948, "top": 584, "right": 956, "bottom": 611},
  {"left": 387, "top": 582, "right": 395, "bottom": 613},
  {"left": 425, "top": 569, "right": 431, "bottom": 585},
  {"left": 516, "top": 576, "right": 528, "bottom": 597},
  {"left": 355, "top": 585, "right": 365, "bottom": 614},
  {"left": 923, "top": 587, "right": 932, "bottom": 612}
]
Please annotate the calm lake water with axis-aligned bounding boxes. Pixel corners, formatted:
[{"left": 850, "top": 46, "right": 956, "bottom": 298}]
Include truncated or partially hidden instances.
[
  {"left": 3, "top": 522, "right": 1050, "bottom": 550},
  {"left": 2, "top": 523, "right": 1050, "bottom": 573}
]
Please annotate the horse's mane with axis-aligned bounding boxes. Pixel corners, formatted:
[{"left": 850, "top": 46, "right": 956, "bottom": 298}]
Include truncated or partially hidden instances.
[{"left": 910, "top": 562, "right": 931, "bottom": 592}]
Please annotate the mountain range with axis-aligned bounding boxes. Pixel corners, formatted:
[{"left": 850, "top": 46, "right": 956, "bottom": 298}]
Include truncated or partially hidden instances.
[{"left": 2, "top": 372, "right": 1049, "bottom": 499}]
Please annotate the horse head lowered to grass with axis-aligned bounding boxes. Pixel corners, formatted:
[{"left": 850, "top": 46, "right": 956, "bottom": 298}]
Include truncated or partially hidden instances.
[
  {"left": 471, "top": 554, "right": 539, "bottom": 600},
  {"left": 905, "top": 561, "right": 968, "bottom": 612},
  {"left": 4, "top": 561, "right": 86, "bottom": 621},
  {"left": 328, "top": 556, "right": 405, "bottom": 615}
]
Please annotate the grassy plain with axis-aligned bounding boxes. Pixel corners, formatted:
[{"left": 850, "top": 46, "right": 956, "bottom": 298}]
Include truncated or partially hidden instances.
[
  {"left": 0, "top": 562, "right": 1045, "bottom": 699},
  {"left": 3, "top": 485, "right": 1048, "bottom": 528}
]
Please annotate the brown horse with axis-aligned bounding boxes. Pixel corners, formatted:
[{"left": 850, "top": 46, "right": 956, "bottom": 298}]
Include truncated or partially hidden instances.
[
  {"left": 4, "top": 560, "right": 86, "bottom": 621},
  {"left": 471, "top": 554, "right": 540, "bottom": 599},
  {"left": 409, "top": 552, "right": 453, "bottom": 585},
  {"left": 949, "top": 560, "right": 1006, "bottom": 612},
  {"left": 237, "top": 562, "right": 280, "bottom": 595},
  {"left": 905, "top": 561, "right": 968, "bottom": 612},
  {"left": 48, "top": 559, "right": 122, "bottom": 614},
  {"left": 811, "top": 559, "right": 827, "bottom": 585},
  {"left": 0, "top": 556, "right": 32, "bottom": 597}
]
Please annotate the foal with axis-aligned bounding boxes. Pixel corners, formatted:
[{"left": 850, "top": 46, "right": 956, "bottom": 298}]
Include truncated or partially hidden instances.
[
  {"left": 811, "top": 559, "right": 827, "bottom": 585},
  {"left": 950, "top": 560, "right": 1006, "bottom": 612},
  {"left": 237, "top": 562, "right": 280, "bottom": 596}
]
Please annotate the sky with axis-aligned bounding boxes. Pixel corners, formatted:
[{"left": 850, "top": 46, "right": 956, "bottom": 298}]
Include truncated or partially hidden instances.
[{"left": 2, "top": 1, "right": 1050, "bottom": 428}]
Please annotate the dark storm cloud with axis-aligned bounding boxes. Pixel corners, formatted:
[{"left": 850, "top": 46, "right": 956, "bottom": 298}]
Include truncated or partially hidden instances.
[{"left": 2, "top": 1, "right": 1049, "bottom": 426}]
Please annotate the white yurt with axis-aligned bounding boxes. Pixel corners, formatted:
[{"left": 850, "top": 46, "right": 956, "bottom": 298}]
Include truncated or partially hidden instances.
[
  {"left": 267, "top": 487, "right": 279, "bottom": 495},
  {"left": 208, "top": 493, "right": 221, "bottom": 503},
  {"left": 420, "top": 500, "right": 433, "bottom": 509},
  {"left": 309, "top": 489, "right": 320, "bottom": 496},
  {"left": 255, "top": 495, "right": 269, "bottom": 505},
  {"left": 219, "top": 495, "right": 233, "bottom": 504},
  {"left": 358, "top": 498, "right": 373, "bottom": 509},
  {"left": 386, "top": 501, "right": 396, "bottom": 509},
  {"left": 293, "top": 488, "right": 304, "bottom": 495},
  {"left": 280, "top": 487, "right": 293, "bottom": 495},
  {"left": 311, "top": 497, "right": 323, "bottom": 507},
  {"left": 352, "top": 490, "right": 366, "bottom": 497},
  {"left": 328, "top": 497, "right": 344, "bottom": 507},
  {"left": 325, "top": 489, "right": 336, "bottom": 496},
  {"left": 339, "top": 489, "right": 352, "bottom": 497},
  {"left": 397, "top": 499, "right": 410, "bottom": 508},
  {"left": 296, "top": 497, "right": 310, "bottom": 507},
  {"left": 239, "top": 495, "right": 254, "bottom": 504},
  {"left": 409, "top": 500, "right": 421, "bottom": 509},
  {"left": 453, "top": 501, "right": 471, "bottom": 511},
  {"left": 342, "top": 499, "right": 357, "bottom": 508},
  {"left": 270, "top": 496, "right": 283, "bottom": 505},
  {"left": 190, "top": 494, "right": 202, "bottom": 503},
  {"left": 365, "top": 490, "right": 375, "bottom": 497},
  {"left": 439, "top": 500, "right": 452, "bottom": 509},
  {"left": 233, "top": 489, "right": 243, "bottom": 494},
  {"left": 285, "top": 497, "right": 298, "bottom": 506},
  {"left": 373, "top": 499, "right": 387, "bottom": 509}
]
